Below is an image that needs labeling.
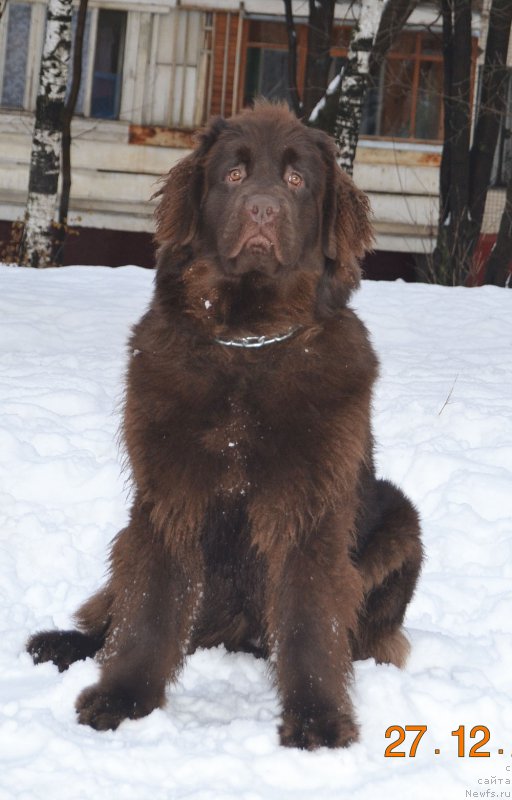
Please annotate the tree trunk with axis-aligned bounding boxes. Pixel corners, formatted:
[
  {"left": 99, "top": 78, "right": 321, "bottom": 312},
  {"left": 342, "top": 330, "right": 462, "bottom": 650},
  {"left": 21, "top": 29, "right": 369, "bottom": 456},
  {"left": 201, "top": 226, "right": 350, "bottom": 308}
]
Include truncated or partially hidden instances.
[
  {"left": 302, "top": 0, "right": 336, "bottom": 119},
  {"left": 53, "top": 0, "right": 89, "bottom": 266},
  {"left": 431, "top": 0, "right": 473, "bottom": 285},
  {"left": 0, "top": 0, "right": 8, "bottom": 23},
  {"left": 333, "top": 0, "right": 385, "bottom": 175},
  {"left": 484, "top": 173, "right": 512, "bottom": 286},
  {"left": 18, "top": 0, "right": 73, "bottom": 268},
  {"left": 283, "top": 0, "right": 303, "bottom": 117},
  {"left": 469, "top": 0, "right": 512, "bottom": 266}
]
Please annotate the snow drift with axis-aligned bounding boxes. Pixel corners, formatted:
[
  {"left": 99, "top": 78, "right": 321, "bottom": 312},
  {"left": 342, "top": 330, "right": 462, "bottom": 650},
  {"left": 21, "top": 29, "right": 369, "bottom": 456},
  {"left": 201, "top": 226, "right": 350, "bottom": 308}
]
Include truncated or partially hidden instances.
[{"left": 0, "top": 264, "right": 511, "bottom": 800}]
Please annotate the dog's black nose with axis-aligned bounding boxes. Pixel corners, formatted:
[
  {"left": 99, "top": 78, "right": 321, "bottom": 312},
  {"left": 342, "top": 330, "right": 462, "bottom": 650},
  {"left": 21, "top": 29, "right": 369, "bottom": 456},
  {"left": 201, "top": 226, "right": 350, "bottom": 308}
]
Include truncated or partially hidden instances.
[{"left": 246, "top": 194, "right": 280, "bottom": 225}]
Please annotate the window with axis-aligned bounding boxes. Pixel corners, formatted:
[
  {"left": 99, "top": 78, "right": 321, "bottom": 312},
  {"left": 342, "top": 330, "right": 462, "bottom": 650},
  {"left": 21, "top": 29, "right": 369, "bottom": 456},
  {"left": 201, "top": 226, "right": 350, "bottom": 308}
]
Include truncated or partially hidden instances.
[
  {"left": 491, "top": 68, "right": 512, "bottom": 186},
  {"left": 243, "top": 19, "right": 307, "bottom": 108},
  {"left": 90, "top": 10, "right": 126, "bottom": 119},
  {"left": 1, "top": 3, "right": 32, "bottom": 108},
  {"left": 242, "top": 22, "right": 444, "bottom": 143},
  {"left": 0, "top": 6, "right": 452, "bottom": 142},
  {"left": 0, "top": 3, "right": 126, "bottom": 120},
  {"left": 149, "top": 8, "right": 209, "bottom": 127},
  {"left": 361, "top": 32, "right": 444, "bottom": 140}
]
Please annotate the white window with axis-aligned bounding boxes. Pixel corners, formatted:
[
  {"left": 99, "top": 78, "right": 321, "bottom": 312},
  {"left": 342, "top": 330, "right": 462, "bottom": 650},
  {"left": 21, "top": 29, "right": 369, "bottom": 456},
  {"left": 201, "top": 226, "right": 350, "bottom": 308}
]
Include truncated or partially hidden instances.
[
  {"left": 0, "top": 3, "right": 240, "bottom": 128},
  {"left": 145, "top": 8, "right": 210, "bottom": 128},
  {"left": 0, "top": 1, "right": 45, "bottom": 110},
  {"left": 1, "top": 2, "right": 32, "bottom": 108},
  {"left": 0, "top": 2, "right": 127, "bottom": 120}
]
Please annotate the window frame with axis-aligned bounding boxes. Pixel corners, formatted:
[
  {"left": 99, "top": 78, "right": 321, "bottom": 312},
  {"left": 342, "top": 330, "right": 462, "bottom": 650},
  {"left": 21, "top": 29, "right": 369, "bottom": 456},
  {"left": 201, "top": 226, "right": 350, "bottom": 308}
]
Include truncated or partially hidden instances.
[
  {"left": 489, "top": 66, "right": 512, "bottom": 187},
  {"left": 0, "top": 0, "right": 46, "bottom": 112},
  {"left": 0, "top": 5, "right": 478, "bottom": 147},
  {"left": 0, "top": 0, "right": 130, "bottom": 121},
  {"left": 380, "top": 30, "right": 444, "bottom": 142},
  {"left": 89, "top": 7, "right": 127, "bottom": 120},
  {"left": 239, "top": 19, "right": 449, "bottom": 145},
  {"left": 238, "top": 16, "right": 308, "bottom": 109}
]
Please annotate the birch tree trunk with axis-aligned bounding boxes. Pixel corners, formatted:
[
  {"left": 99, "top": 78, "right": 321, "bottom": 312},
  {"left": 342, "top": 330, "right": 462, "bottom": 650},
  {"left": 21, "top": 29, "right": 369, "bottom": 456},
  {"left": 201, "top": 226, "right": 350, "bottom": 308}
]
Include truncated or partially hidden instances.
[
  {"left": 334, "top": 0, "right": 385, "bottom": 175},
  {"left": 18, "top": 0, "right": 73, "bottom": 268}
]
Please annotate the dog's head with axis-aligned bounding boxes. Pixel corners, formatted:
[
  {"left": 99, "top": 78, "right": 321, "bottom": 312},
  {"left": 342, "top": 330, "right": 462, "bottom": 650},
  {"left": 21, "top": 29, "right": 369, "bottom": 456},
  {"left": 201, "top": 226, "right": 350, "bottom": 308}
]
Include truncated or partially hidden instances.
[{"left": 155, "top": 102, "right": 373, "bottom": 309}]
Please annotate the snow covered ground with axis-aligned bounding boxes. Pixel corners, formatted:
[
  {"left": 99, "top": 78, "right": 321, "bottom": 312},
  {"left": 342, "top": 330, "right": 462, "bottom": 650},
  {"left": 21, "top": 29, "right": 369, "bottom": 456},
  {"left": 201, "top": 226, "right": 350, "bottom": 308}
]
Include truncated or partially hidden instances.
[{"left": 0, "top": 263, "right": 511, "bottom": 800}]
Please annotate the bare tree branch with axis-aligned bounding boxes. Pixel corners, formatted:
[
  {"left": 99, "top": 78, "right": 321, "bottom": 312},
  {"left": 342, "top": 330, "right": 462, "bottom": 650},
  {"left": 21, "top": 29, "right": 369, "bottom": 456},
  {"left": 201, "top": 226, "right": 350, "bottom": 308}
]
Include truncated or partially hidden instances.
[{"left": 369, "top": 0, "right": 419, "bottom": 82}]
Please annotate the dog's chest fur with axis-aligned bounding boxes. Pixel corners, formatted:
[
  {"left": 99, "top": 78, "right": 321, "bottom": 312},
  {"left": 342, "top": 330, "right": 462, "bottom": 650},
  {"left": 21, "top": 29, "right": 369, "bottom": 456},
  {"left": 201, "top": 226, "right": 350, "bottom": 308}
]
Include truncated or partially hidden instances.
[
  {"left": 192, "top": 351, "right": 305, "bottom": 485},
  {"left": 125, "top": 295, "right": 376, "bottom": 550}
]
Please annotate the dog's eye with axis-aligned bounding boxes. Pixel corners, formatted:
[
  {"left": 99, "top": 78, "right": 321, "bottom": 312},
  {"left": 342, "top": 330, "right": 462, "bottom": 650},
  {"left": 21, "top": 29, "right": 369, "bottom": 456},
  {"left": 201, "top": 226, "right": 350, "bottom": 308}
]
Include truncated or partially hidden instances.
[
  {"left": 226, "top": 167, "right": 245, "bottom": 183},
  {"left": 286, "top": 171, "right": 303, "bottom": 189}
]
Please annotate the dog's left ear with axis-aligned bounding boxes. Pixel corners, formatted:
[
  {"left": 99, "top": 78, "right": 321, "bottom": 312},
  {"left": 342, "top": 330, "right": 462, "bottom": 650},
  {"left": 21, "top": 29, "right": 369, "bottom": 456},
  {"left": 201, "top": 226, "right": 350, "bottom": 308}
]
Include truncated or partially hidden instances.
[
  {"left": 313, "top": 129, "right": 374, "bottom": 291},
  {"left": 153, "top": 117, "right": 228, "bottom": 252}
]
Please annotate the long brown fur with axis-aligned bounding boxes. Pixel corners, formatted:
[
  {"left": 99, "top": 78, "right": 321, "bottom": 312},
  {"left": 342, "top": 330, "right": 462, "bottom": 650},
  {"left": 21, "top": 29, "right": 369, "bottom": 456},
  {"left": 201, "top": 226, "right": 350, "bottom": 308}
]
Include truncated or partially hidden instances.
[{"left": 27, "top": 103, "right": 423, "bottom": 750}]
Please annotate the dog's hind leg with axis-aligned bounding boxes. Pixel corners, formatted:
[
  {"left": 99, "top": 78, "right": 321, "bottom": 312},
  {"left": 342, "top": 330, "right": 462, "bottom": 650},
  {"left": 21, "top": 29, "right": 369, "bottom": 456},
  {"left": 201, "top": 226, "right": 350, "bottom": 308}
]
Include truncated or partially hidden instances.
[
  {"left": 352, "top": 480, "right": 423, "bottom": 668},
  {"left": 26, "top": 582, "right": 113, "bottom": 672},
  {"left": 27, "top": 627, "right": 106, "bottom": 672}
]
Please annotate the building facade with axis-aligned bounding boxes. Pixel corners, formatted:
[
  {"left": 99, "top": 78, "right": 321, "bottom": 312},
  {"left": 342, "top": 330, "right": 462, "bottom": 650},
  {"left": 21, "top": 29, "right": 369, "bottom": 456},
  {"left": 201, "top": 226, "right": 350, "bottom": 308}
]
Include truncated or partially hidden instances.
[{"left": 0, "top": 0, "right": 510, "bottom": 273}]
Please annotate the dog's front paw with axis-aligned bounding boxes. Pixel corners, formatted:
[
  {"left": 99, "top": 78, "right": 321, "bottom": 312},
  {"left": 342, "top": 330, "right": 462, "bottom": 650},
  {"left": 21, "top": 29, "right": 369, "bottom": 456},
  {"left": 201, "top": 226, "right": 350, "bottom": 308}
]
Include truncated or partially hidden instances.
[
  {"left": 76, "top": 684, "right": 150, "bottom": 731},
  {"left": 279, "top": 711, "right": 359, "bottom": 750}
]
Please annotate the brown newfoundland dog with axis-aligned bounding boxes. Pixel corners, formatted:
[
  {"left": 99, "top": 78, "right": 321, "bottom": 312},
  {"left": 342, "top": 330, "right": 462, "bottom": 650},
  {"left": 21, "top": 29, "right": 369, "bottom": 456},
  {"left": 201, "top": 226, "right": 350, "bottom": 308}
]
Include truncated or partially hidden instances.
[{"left": 27, "top": 102, "right": 423, "bottom": 750}]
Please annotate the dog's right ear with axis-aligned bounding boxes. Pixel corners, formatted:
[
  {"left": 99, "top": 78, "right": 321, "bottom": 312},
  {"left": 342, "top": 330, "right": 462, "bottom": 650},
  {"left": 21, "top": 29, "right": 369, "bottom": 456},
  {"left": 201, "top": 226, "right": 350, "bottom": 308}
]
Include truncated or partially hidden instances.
[{"left": 153, "top": 117, "right": 228, "bottom": 250}]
